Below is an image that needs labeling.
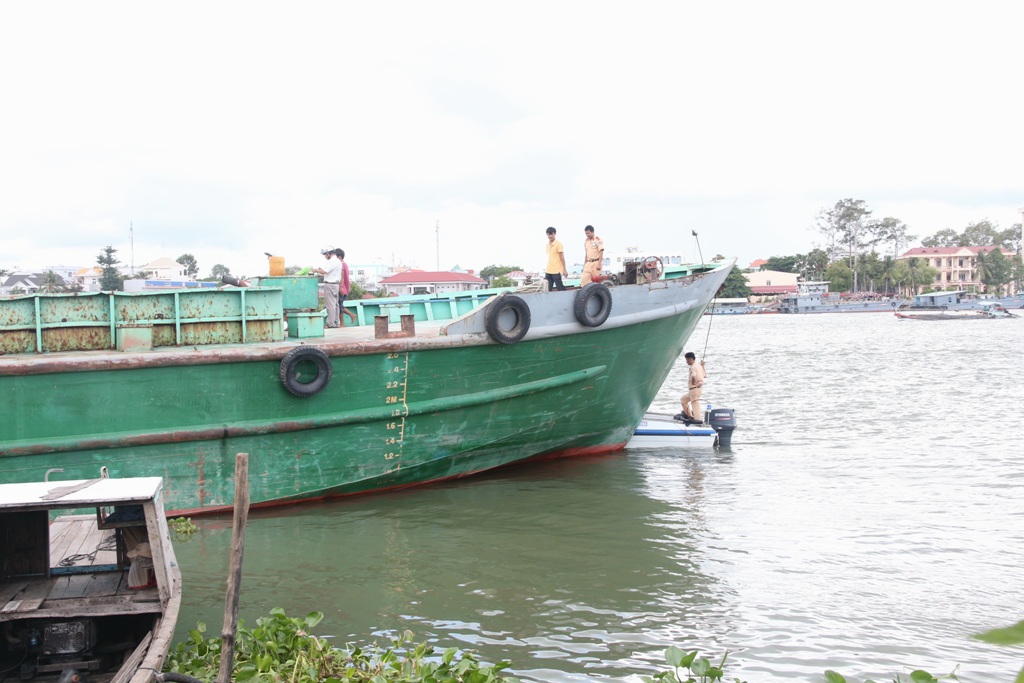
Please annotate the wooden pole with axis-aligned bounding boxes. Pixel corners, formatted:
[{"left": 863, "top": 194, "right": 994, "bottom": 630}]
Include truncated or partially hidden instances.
[{"left": 217, "top": 453, "right": 250, "bottom": 683}]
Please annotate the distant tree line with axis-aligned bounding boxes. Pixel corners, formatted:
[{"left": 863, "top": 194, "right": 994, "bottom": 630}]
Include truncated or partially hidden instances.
[
  {"left": 718, "top": 268, "right": 752, "bottom": 298},
  {"left": 760, "top": 199, "right": 1023, "bottom": 295},
  {"left": 480, "top": 264, "right": 521, "bottom": 288}
]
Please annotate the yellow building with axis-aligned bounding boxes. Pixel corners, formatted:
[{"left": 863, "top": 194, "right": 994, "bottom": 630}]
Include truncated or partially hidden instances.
[{"left": 898, "top": 246, "right": 1018, "bottom": 295}]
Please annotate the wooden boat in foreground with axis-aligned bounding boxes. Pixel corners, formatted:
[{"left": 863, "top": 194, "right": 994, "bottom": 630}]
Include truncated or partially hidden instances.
[
  {"left": 0, "top": 476, "right": 181, "bottom": 683},
  {"left": 0, "top": 258, "right": 732, "bottom": 515}
]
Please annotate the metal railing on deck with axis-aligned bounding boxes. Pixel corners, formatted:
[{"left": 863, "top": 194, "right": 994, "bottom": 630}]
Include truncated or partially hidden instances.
[{"left": 0, "top": 288, "right": 285, "bottom": 354}]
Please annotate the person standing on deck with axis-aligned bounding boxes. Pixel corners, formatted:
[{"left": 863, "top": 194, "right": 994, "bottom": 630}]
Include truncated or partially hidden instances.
[
  {"left": 334, "top": 248, "right": 358, "bottom": 326},
  {"left": 313, "top": 246, "right": 342, "bottom": 328},
  {"left": 545, "top": 227, "right": 568, "bottom": 291},
  {"left": 677, "top": 351, "right": 706, "bottom": 423},
  {"left": 581, "top": 225, "right": 604, "bottom": 286}
]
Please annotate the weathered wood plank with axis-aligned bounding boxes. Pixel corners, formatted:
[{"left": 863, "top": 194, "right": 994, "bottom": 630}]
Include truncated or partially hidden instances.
[
  {"left": 110, "top": 632, "right": 152, "bottom": 683},
  {"left": 48, "top": 519, "right": 81, "bottom": 566},
  {"left": 85, "top": 571, "right": 124, "bottom": 598},
  {"left": 46, "top": 576, "right": 72, "bottom": 601},
  {"left": 51, "top": 518, "right": 92, "bottom": 567},
  {"left": 0, "top": 597, "right": 164, "bottom": 622},
  {"left": 51, "top": 518, "right": 118, "bottom": 570},
  {"left": 15, "top": 577, "right": 52, "bottom": 604},
  {"left": 50, "top": 573, "right": 96, "bottom": 600},
  {"left": 82, "top": 526, "right": 116, "bottom": 566},
  {"left": 0, "top": 581, "right": 29, "bottom": 606},
  {"left": 0, "top": 578, "right": 51, "bottom": 615},
  {"left": 8, "top": 598, "right": 45, "bottom": 612}
]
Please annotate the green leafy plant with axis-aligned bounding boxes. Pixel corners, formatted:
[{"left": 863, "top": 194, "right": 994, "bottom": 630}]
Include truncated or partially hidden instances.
[
  {"left": 169, "top": 517, "right": 198, "bottom": 540},
  {"left": 823, "top": 666, "right": 960, "bottom": 683},
  {"left": 974, "top": 619, "right": 1024, "bottom": 683},
  {"left": 168, "top": 611, "right": 1019, "bottom": 683},
  {"left": 165, "top": 609, "right": 519, "bottom": 683},
  {"left": 641, "top": 645, "right": 745, "bottom": 683}
]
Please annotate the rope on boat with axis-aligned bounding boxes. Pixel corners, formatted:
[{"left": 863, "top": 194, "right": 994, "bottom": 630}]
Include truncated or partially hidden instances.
[
  {"left": 59, "top": 534, "right": 118, "bottom": 567},
  {"left": 691, "top": 228, "right": 715, "bottom": 365},
  {"left": 692, "top": 228, "right": 716, "bottom": 368},
  {"left": 702, "top": 297, "right": 716, "bottom": 365}
]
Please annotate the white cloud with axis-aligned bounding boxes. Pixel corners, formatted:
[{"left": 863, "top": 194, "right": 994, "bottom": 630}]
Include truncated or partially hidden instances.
[{"left": 2, "top": 1, "right": 1021, "bottom": 279}]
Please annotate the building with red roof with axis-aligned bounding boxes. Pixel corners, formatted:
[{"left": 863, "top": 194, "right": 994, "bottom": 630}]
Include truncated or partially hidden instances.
[
  {"left": 745, "top": 269, "right": 798, "bottom": 296},
  {"left": 379, "top": 270, "right": 488, "bottom": 296}
]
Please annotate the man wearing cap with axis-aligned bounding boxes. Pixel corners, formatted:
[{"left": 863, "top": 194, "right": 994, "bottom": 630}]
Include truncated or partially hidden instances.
[
  {"left": 581, "top": 225, "right": 604, "bottom": 286},
  {"left": 313, "top": 246, "right": 343, "bottom": 328}
]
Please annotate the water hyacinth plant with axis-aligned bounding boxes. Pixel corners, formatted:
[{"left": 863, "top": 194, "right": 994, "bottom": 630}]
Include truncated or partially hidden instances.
[
  {"left": 164, "top": 608, "right": 519, "bottom": 683},
  {"left": 823, "top": 668, "right": 958, "bottom": 683},
  {"left": 169, "top": 516, "right": 199, "bottom": 540},
  {"left": 166, "top": 610, "right": 1024, "bottom": 682},
  {"left": 973, "top": 619, "right": 1024, "bottom": 683},
  {"left": 641, "top": 645, "right": 744, "bottom": 683}
]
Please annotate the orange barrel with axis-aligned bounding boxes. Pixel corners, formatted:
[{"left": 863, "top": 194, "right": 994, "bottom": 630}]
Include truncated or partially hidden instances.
[{"left": 268, "top": 256, "right": 285, "bottom": 276}]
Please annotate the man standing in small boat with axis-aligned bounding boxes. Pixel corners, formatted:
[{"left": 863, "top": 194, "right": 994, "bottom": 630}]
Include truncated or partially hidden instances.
[
  {"left": 677, "top": 352, "right": 706, "bottom": 423},
  {"left": 581, "top": 225, "right": 604, "bottom": 285}
]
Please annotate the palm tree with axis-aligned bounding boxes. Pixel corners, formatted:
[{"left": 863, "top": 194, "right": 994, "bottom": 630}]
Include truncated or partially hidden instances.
[
  {"left": 41, "top": 270, "right": 64, "bottom": 294},
  {"left": 974, "top": 248, "right": 997, "bottom": 295},
  {"left": 904, "top": 257, "right": 930, "bottom": 295},
  {"left": 879, "top": 256, "right": 897, "bottom": 293}
]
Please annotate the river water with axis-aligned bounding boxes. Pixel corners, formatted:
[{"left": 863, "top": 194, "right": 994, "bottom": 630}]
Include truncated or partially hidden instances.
[{"left": 172, "top": 313, "right": 1024, "bottom": 682}]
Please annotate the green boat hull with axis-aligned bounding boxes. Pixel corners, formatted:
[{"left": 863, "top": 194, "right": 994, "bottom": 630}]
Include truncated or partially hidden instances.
[{"left": 1, "top": 266, "right": 729, "bottom": 514}]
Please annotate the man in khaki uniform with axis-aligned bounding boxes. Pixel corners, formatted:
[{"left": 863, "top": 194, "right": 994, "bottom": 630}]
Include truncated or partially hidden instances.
[
  {"left": 581, "top": 225, "right": 604, "bottom": 285},
  {"left": 678, "top": 351, "right": 706, "bottom": 423}
]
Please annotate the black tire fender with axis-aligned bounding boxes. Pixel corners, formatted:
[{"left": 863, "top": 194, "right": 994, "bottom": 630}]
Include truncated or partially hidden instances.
[
  {"left": 279, "top": 346, "right": 333, "bottom": 397},
  {"left": 485, "top": 295, "right": 531, "bottom": 344},
  {"left": 573, "top": 283, "right": 613, "bottom": 327}
]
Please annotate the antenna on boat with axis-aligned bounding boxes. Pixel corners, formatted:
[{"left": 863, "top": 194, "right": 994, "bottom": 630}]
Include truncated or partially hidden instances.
[
  {"left": 130, "top": 221, "right": 135, "bottom": 275},
  {"left": 692, "top": 229, "right": 704, "bottom": 266},
  {"left": 435, "top": 221, "right": 440, "bottom": 271}
]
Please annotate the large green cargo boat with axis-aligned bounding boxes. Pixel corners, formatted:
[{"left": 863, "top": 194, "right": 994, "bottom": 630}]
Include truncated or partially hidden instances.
[{"left": 0, "top": 260, "right": 732, "bottom": 515}]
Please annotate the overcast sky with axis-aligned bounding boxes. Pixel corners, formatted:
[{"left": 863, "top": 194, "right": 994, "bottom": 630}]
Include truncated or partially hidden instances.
[{"left": 2, "top": 1, "right": 1022, "bottom": 279}]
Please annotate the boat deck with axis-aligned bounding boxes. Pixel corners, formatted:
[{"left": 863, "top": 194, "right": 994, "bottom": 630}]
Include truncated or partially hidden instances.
[{"left": 0, "top": 515, "right": 161, "bottom": 622}]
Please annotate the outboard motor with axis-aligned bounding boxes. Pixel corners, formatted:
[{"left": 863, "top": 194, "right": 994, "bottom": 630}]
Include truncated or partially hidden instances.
[{"left": 704, "top": 407, "right": 737, "bottom": 448}]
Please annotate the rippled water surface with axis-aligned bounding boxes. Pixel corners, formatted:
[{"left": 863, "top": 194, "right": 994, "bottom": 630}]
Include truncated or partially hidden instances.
[{"left": 174, "top": 313, "right": 1024, "bottom": 682}]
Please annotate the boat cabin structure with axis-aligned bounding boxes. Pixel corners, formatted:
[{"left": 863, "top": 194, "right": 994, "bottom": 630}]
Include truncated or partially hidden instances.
[
  {"left": 0, "top": 477, "right": 180, "bottom": 683},
  {"left": 907, "top": 290, "right": 968, "bottom": 308}
]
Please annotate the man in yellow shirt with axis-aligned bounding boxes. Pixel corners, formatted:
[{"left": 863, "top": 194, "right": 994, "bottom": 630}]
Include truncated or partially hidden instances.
[
  {"left": 581, "top": 225, "right": 604, "bottom": 286},
  {"left": 545, "top": 227, "right": 568, "bottom": 291}
]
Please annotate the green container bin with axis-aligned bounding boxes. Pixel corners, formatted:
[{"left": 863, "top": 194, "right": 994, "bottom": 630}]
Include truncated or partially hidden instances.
[
  {"left": 255, "top": 276, "right": 320, "bottom": 310},
  {"left": 286, "top": 310, "right": 326, "bottom": 338}
]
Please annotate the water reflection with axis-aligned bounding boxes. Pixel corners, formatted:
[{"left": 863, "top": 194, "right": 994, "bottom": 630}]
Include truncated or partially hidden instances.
[{"left": 176, "top": 454, "right": 734, "bottom": 680}]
